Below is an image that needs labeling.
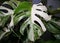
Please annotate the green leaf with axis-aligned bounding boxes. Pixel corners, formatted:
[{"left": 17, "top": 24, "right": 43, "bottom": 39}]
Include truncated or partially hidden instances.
[
  {"left": 33, "top": 23, "right": 43, "bottom": 40},
  {"left": 50, "top": 20, "right": 60, "bottom": 30},
  {"left": 14, "top": 11, "right": 30, "bottom": 25},
  {"left": 19, "top": 8, "right": 46, "bottom": 42},
  {"left": 54, "top": 34, "right": 60, "bottom": 39},
  {"left": 44, "top": 22, "right": 60, "bottom": 34},
  {"left": 20, "top": 18, "right": 30, "bottom": 35},
  {"left": 0, "top": 31, "right": 7, "bottom": 40},
  {"left": 18, "top": 2, "right": 47, "bottom": 41},
  {"left": 14, "top": 1, "right": 32, "bottom": 14},
  {"left": 0, "top": 15, "right": 10, "bottom": 27},
  {"left": 48, "top": 8, "right": 60, "bottom": 15}
]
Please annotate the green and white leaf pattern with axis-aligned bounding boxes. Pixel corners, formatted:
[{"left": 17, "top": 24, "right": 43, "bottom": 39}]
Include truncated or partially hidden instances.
[
  {"left": 0, "top": 0, "right": 60, "bottom": 42},
  {"left": 20, "top": 2, "right": 51, "bottom": 41}
]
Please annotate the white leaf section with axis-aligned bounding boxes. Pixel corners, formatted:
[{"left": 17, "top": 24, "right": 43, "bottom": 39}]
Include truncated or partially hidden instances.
[
  {"left": 8, "top": 15, "right": 14, "bottom": 28},
  {"left": 20, "top": 2, "right": 52, "bottom": 41},
  {"left": 31, "top": 3, "right": 48, "bottom": 32},
  {"left": 31, "top": 3, "right": 51, "bottom": 21},
  {"left": 3, "top": 27, "right": 10, "bottom": 32},
  {"left": 28, "top": 3, "right": 51, "bottom": 41},
  {"left": 28, "top": 25, "right": 34, "bottom": 41},
  {"left": 0, "top": 6, "right": 14, "bottom": 16},
  {"left": 31, "top": 14, "right": 46, "bottom": 32}
]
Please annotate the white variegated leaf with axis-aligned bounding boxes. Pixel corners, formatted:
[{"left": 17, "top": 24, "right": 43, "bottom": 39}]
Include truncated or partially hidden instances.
[{"left": 20, "top": 2, "right": 51, "bottom": 41}]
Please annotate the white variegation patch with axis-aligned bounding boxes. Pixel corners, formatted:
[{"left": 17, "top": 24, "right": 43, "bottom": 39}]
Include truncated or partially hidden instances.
[
  {"left": 31, "top": 3, "right": 51, "bottom": 21},
  {"left": 3, "top": 27, "right": 10, "bottom": 32},
  {"left": 8, "top": 14, "right": 14, "bottom": 28},
  {"left": 28, "top": 3, "right": 52, "bottom": 41},
  {"left": 0, "top": 6, "right": 14, "bottom": 16},
  {"left": 31, "top": 3, "right": 49, "bottom": 32}
]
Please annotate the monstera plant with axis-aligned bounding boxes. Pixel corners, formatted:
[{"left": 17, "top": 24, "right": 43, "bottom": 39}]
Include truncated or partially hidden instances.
[{"left": 0, "top": 0, "right": 60, "bottom": 43}]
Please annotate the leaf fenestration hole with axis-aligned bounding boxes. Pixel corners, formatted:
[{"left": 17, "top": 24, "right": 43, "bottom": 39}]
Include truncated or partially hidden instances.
[
  {"left": 2, "top": 4, "right": 14, "bottom": 10},
  {"left": 43, "top": 11, "right": 47, "bottom": 13},
  {"left": 12, "top": 2, "right": 17, "bottom": 6},
  {"left": 36, "top": 9, "right": 42, "bottom": 11},
  {"left": 0, "top": 9, "right": 8, "bottom": 13},
  {"left": 34, "top": 21, "right": 41, "bottom": 27}
]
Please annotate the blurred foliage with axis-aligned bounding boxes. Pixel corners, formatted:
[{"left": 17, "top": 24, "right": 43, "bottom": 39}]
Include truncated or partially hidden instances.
[{"left": 0, "top": 0, "right": 60, "bottom": 43}]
